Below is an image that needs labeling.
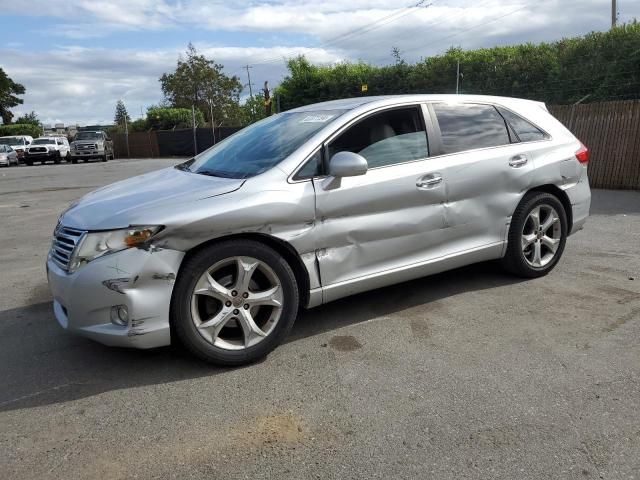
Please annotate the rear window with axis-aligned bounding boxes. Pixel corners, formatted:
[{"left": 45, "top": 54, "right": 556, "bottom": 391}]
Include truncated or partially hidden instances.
[
  {"left": 433, "top": 103, "right": 510, "bottom": 154},
  {"left": 497, "top": 107, "right": 548, "bottom": 142}
]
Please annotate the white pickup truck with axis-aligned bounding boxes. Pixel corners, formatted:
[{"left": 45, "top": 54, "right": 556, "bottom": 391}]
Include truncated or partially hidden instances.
[{"left": 24, "top": 136, "right": 71, "bottom": 165}]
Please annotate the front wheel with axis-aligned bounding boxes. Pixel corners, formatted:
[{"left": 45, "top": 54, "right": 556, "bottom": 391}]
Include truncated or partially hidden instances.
[
  {"left": 501, "top": 192, "right": 567, "bottom": 278},
  {"left": 171, "top": 240, "right": 299, "bottom": 366}
]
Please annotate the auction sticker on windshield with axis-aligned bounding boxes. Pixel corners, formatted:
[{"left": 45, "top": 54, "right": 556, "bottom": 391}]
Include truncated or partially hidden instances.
[{"left": 300, "top": 114, "right": 335, "bottom": 123}]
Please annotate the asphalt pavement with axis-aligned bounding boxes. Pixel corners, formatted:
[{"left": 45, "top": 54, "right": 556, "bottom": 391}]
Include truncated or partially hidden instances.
[{"left": 1, "top": 159, "right": 639, "bottom": 479}]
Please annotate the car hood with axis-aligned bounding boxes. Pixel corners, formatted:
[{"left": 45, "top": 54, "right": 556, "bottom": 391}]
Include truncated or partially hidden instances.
[{"left": 61, "top": 167, "right": 244, "bottom": 230}]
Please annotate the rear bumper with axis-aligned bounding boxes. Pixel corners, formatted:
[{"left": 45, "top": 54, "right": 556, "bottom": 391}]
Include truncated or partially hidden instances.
[
  {"left": 565, "top": 167, "right": 591, "bottom": 235},
  {"left": 47, "top": 247, "right": 185, "bottom": 349}
]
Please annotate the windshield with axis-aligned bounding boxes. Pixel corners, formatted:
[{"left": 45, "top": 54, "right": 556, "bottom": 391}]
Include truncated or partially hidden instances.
[
  {"left": 75, "top": 132, "right": 102, "bottom": 141},
  {"left": 33, "top": 138, "right": 55, "bottom": 145},
  {"left": 182, "top": 110, "right": 345, "bottom": 179},
  {"left": 0, "top": 137, "right": 23, "bottom": 146}
]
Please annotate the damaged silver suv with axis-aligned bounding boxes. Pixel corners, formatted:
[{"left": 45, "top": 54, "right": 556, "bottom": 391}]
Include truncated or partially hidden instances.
[{"left": 47, "top": 95, "right": 591, "bottom": 365}]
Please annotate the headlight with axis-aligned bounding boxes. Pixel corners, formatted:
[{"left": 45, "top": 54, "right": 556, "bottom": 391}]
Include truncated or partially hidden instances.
[{"left": 69, "top": 226, "right": 162, "bottom": 272}]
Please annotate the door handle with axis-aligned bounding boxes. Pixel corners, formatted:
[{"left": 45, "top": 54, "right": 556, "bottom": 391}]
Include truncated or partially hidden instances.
[
  {"left": 416, "top": 174, "right": 443, "bottom": 188},
  {"left": 509, "top": 154, "right": 528, "bottom": 168}
]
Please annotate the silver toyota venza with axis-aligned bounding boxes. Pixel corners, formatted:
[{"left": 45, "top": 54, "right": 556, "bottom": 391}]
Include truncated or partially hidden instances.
[{"left": 47, "top": 95, "right": 591, "bottom": 365}]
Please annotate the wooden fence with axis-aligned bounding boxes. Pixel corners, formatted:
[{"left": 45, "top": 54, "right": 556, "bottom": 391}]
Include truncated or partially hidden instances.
[
  {"left": 549, "top": 101, "right": 640, "bottom": 190},
  {"left": 111, "top": 101, "right": 640, "bottom": 190},
  {"left": 112, "top": 131, "right": 159, "bottom": 159}
]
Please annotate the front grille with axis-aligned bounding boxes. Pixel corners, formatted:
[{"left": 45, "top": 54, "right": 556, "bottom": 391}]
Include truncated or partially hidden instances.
[
  {"left": 50, "top": 225, "right": 86, "bottom": 271},
  {"left": 30, "top": 147, "right": 47, "bottom": 153}
]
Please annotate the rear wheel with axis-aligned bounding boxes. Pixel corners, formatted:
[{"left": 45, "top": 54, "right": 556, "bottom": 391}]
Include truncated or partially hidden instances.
[
  {"left": 171, "top": 240, "right": 299, "bottom": 366},
  {"left": 71, "top": 158, "right": 78, "bottom": 164},
  {"left": 25, "top": 159, "right": 33, "bottom": 166},
  {"left": 501, "top": 192, "right": 567, "bottom": 278}
]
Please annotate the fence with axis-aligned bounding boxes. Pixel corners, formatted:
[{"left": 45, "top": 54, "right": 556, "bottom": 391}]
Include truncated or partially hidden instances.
[
  {"left": 549, "top": 101, "right": 640, "bottom": 190},
  {"left": 112, "top": 102, "right": 640, "bottom": 190},
  {"left": 112, "top": 127, "right": 242, "bottom": 159}
]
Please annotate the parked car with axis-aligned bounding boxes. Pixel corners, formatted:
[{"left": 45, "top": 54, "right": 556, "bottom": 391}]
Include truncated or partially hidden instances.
[
  {"left": 70, "top": 131, "right": 114, "bottom": 163},
  {"left": 24, "top": 136, "right": 71, "bottom": 165},
  {"left": 0, "top": 144, "right": 19, "bottom": 166},
  {"left": 47, "top": 94, "right": 591, "bottom": 365},
  {"left": 0, "top": 135, "right": 33, "bottom": 163}
]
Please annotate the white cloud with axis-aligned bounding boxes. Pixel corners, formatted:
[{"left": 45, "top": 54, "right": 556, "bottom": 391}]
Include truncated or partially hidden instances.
[{"left": 1, "top": 0, "right": 638, "bottom": 124}]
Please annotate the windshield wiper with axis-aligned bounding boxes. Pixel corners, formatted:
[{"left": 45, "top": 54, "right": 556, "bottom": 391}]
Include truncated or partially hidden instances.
[{"left": 195, "top": 169, "right": 238, "bottom": 178}]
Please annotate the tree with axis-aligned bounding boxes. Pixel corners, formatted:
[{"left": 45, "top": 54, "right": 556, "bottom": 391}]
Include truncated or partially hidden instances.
[
  {"left": 237, "top": 94, "right": 267, "bottom": 126},
  {"left": 114, "top": 100, "right": 131, "bottom": 126},
  {"left": 14, "top": 111, "right": 39, "bottom": 126},
  {"left": 0, "top": 68, "right": 26, "bottom": 124},
  {"left": 146, "top": 106, "right": 204, "bottom": 130},
  {"left": 0, "top": 123, "right": 41, "bottom": 138},
  {"left": 159, "top": 43, "right": 242, "bottom": 124}
]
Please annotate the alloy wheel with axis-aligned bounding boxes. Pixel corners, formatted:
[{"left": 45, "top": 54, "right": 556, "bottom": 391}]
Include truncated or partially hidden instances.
[
  {"left": 521, "top": 204, "right": 561, "bottom": 268},
  {"left": 190, "top": 256, "right": 284, "bottom": 350}
]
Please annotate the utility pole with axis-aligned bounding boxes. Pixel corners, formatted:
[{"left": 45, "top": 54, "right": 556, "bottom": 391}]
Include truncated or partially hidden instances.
[
  {"left": 124, "top": 114, "right": 130, "bottom": 158},
  {"left": 192, "top": 105, "right": 198, "bottom": 156},
  {"left": 611, "top": 0, "right": 617, "bottom": 28},
  {"left": 244, "top": 65, "right": 254, "bottom": 99},
  {"left": 455, "top": 59, "right": 460, "bottom": 94},
  {"left": 209, "top": 101, "right": 215, "bottom": 144}
]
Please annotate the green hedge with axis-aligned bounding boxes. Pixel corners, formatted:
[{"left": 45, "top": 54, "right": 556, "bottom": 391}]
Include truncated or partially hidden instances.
[
  {"left": 0, "top": 123, "right": 42, "bottom": 138},
  {"left": 276, "top": 22, "right": 640, "bottom": 109}
]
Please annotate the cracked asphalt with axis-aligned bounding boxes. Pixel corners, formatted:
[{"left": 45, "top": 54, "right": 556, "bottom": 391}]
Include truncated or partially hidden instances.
[{"left": 1, "top": 159, "right": 639, "bottom": 479}]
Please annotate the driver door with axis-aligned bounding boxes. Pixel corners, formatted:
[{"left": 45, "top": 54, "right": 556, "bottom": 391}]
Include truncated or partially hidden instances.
[{"left": 312, "top": 105, "right": 447, "bottom": 296}]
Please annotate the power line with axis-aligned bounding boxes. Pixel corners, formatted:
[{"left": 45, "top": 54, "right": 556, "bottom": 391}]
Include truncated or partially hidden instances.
[
  {"left": 247, "top": 1, "right": 435, "bottom": 67},
  {"left": 402, "top": 5, "right": 529, "bottom": 56}
]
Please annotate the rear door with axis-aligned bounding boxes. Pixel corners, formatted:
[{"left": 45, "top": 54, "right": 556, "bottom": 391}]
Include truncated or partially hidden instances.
[
  {"left": 426, "top": 102, "right": 536, "bottom": 252},
  {"left": 312, "top": 105, "right": 449, "bottom": 287}
]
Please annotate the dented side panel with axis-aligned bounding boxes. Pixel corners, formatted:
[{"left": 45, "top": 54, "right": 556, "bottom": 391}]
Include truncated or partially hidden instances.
[{"left": 313, "top": 160, "right": 448, "bottom": 286}]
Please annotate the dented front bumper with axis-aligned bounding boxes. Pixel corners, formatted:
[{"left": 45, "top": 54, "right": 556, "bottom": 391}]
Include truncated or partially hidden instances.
[{"left": 46, "top": 247, "right": 184, "bottom": 349}]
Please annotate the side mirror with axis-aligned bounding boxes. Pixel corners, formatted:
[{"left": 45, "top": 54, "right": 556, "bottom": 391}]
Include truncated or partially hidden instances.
[{"left": 322, "top": 151, "right": 368, "bottom": 190}]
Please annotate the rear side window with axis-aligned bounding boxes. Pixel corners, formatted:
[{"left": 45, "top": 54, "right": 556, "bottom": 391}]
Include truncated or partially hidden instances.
[
  {"left": 497, "top": 107, "right": 548, "bottom": 142},
  {"left": 328, "top": 107, "right": 428, "bottom": 168},
  {"left": 433, "top": 103, "right": 510, "bottom": 154}
]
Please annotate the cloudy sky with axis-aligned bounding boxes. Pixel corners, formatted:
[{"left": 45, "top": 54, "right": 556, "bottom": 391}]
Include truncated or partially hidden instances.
[{"left": 1, "top": 0, "right": 638, "bottom": 126}]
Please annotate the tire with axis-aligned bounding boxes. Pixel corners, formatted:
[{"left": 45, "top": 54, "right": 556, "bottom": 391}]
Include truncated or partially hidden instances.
[
  {"left": 101, "top": 154, "right": 108, "bottom": 162},
  {"left": 25, "top": 160, "right": 33, "bottom": 166},
  {"left": 171, "top": 240, "right": 299, "bottom": 366},
  {"left": 71, "top": 158, "right": 78, "bottom": 164},
  {"left": 501, "top": 192, "right": 568, "bottom": 278},
  {"left": 54, "top": 152, "right": 61, "bottom": 164}
]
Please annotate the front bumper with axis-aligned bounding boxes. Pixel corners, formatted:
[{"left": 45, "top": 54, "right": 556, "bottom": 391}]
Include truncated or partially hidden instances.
[
  {"left": 47, "top": 246, "right": 184, "bottom": 349},
  {"left": 26, "top": 151, "right": 57, "bottom": 159},
  {"left": 71, "top": 149, "right": 104, "bottom": 159}
]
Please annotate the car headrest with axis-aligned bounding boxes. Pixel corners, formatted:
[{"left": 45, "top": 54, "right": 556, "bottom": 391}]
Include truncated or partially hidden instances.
[{"left": 369, "top": 123, "right": 396, "bottom": 144}]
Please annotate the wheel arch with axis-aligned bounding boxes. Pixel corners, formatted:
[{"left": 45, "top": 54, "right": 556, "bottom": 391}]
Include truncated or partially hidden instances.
[
  {"left": 179, "top": 233, "right": 311, "bottom": 310},
  {"left": 524, "top": 184, "right": 573, "bottom": 234}
]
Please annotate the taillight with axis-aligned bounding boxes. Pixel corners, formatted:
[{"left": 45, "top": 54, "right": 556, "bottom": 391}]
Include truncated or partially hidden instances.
[{"left": 575, "top": 143, "right": 589, "bottom": 164}]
